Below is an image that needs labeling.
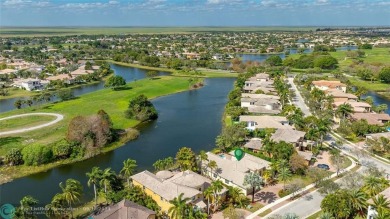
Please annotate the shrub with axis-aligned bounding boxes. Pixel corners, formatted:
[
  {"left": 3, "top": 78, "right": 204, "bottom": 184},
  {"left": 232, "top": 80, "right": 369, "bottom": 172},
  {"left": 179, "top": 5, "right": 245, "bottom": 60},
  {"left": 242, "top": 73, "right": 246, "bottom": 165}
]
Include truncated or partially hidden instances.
[
  {"left": 125, "top": 94, "right": 158, "bottom": 122},
  {"left": 22, "top": 144, "right": 53, "bottom": 166},
  {"left": 4, "top": 148, "right": 24, "bottom": 166},
  {"left": 52, "top": 140, "right": 73, "bottom": 159}
]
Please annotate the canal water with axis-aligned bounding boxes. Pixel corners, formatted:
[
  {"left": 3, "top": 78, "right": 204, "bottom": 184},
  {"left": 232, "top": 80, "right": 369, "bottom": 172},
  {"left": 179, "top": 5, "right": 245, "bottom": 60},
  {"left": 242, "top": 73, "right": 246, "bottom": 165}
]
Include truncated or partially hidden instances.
[
  {"left": 363, "top": 91, "right": 390, "bottom": 114},
  {"left": 0, "top": 64, "right": 169, "bottom": 113},
  {"left": 0, "top": 76, "right": 235, "bottom": 207}
]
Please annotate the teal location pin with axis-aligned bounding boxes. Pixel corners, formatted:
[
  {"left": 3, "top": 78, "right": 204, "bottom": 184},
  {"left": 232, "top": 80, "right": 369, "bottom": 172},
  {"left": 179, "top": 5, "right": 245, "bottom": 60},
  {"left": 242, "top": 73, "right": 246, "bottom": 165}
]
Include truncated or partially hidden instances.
[{"left": 234, "top": 148, "right": 244, "bottom": 161}]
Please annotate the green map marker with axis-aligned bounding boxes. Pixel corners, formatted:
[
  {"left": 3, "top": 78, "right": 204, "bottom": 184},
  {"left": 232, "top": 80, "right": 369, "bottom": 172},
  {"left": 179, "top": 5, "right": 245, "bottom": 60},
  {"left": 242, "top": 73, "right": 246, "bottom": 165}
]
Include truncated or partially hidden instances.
[{"left": 234, "top": 148, "right": 244, "bottom": 161}]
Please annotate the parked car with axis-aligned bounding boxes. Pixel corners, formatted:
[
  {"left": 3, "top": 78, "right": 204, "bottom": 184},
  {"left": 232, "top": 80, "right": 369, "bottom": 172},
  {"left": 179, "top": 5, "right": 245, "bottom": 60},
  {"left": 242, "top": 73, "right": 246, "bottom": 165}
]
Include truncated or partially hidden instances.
[{"left": 317, "top": 164, "right": 330, "bottom": 170}]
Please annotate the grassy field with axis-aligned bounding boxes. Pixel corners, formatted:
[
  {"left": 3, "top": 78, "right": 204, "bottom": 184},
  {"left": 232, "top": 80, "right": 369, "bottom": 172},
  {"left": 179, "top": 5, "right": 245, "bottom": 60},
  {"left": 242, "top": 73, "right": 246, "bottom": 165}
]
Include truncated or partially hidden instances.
[
  {"left": 0, "top": 26, "right": 317, "bottom": 37},
  {"left": 108, "top": 60, "right": 239, "bottom": 78},
  {"left": 0, "top": 88, "right": 33, "bottom": 100},
  {"left": 0, "top": 114, "right": 56, "bottom": 132},
  {"left": 0, "top": 76, "right": 191, "bottom": 154},
  {"left": 348, "top": 77, "right": 389, "bottom": 91},
  {"left": 0, "top": 76, "right": 195, "bottom": 183}
]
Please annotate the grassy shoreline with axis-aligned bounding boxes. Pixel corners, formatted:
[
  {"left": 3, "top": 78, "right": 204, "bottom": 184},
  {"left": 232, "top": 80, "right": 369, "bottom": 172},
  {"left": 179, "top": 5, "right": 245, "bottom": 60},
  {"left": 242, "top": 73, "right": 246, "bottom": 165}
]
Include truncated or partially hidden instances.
[
  {"left": 0, "top": 76, "right": 196, "bottom": 184},
  {"left": 107, "top": 60, "right": 239, "bottom": 78},
  {"left": 0, "top": 79, "right": 104, "bottom": 101}
]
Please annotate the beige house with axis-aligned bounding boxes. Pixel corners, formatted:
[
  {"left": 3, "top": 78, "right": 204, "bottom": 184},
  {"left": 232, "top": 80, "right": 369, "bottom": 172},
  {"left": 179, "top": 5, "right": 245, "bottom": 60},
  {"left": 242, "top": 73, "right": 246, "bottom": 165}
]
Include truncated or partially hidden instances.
[
  {"left": 270, "top": 129, "right": 306, "bottom": 146},
  {"left": 241, "top": 94, "right": 281, "bottom": 114},
  {"left": 131, "top": 170, "right": 210, "bottom": 213},
  {"left": 351, "top": 113, "right": 390, "bottom": 126},
  {"left": 312, "top": 80, "right": 347, "bottom": 93},
  {"left": 203, "top": 152, "right": 270, "bottom": 195},
  {"left": 92, "top": 199, "right": 156, "bottom": 219},
  {"left": 239, "top": 115, "right": 292, "bottom": 131},
  {"left": 334, "top": 101, "right": 372, "bottom": 113}
]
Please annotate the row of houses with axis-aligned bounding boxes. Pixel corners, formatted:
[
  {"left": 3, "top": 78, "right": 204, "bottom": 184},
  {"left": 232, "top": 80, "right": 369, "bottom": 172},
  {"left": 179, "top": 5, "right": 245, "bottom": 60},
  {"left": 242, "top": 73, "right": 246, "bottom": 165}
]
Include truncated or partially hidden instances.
[
  {"left": 7, "top": 64, "right": 100, "bottom": 91},
  {"left": 311, "top": 80, "right": 390, "bottom": 126}
]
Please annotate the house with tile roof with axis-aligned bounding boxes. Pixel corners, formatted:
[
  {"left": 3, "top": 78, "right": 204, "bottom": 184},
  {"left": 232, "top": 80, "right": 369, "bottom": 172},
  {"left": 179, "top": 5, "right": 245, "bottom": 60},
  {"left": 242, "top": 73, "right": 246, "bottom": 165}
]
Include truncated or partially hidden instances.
[
  {"left": 92, "top": 199, "right": 156, "bottom": 219},
  {"left": 202, "top": 152, "right": 270, "bottom": 195},
  {"left": 131, "top": 170, "right": 211, "bottom": 213}
]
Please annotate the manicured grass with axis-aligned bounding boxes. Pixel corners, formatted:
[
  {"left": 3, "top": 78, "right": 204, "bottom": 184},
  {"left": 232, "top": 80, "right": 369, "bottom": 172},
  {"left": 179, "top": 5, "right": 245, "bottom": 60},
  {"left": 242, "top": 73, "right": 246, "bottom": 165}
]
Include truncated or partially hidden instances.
[
  {"left": 306, "top": 210, "right": 322, "bottom": 219},
  {"left": 107, "top": 60, "right": 239, "bottom": 78},
  {"left": 246, "top": 203, "right": 264, "bottom": 213},
  {"left": 0, "top": 114, "right": 56, "bottom": 132},
  {"left": 348, "top": 77, "right": 389, "bottom": 92},
  {"left": 0, "top": 76, "right": 192, "bottom": 155},
  {"left": 258, "top": 208, "right": 272, "bottom": 217},
  {"left": 0, "top": 88, "right": 33, "bottom": 100}
]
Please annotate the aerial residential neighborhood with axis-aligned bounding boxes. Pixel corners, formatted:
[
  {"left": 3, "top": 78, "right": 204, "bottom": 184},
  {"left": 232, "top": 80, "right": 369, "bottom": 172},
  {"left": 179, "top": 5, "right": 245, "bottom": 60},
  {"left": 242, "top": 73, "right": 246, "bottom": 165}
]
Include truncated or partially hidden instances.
[{"left": 0, "top": 1, "right": 390, "bottom": 219}]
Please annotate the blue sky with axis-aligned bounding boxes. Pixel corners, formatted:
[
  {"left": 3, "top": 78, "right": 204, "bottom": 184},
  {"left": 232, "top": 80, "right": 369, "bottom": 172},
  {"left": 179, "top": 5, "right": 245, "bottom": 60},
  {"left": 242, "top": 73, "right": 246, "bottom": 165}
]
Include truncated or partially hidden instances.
[{"left": 1, "top": 0, "right": 390, "bottom": 26}]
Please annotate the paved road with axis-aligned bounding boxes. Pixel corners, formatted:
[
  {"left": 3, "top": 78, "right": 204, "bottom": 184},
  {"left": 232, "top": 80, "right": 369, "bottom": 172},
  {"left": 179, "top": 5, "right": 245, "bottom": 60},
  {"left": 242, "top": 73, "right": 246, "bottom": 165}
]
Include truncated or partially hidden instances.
[
  {"left": 0, "top": 113, "right": 64, "bottom": 136},
  {"left": 262, "top": 79, "right": 388, "bottom": 218},
  {"left": 287, "top": 77, "right": 312, "bottom": 116},
  {"left": 265, "top": 135, "right": 389, "bottom": 219}
]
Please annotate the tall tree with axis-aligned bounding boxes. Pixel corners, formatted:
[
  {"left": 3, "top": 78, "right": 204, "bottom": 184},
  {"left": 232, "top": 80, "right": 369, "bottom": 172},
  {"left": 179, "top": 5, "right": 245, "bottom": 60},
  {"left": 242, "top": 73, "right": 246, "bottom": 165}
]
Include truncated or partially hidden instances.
[
  {"left": 176, "top": 147, "right": 197, "bottom": 171},
  {"left": 120, "top": 158, "right": 137, "bottom": 187},
  {"left": 19, "top": 195, "right": 39, "bottom": 218},
  {"left": 86, "top": 167, "right": 102, "bottom": 206},
  {"left": 100, "top": 168, "right": 116, "bottom": 196},
  {"left": 243, "top": 172, "right": 263, "bottom": 203},
  {"left": 278, "top": 167, "right": 292, "bottom": 190},
  {"left": 348, "top": 189, "right": 367, "bottom": 216},
  {"left": 168, "top": 193, "right": 191, "bottom": 219},
  {"left": 336, "top": 103, "right": 353, "bottom": 121},
  {"left": 59, "top": 179, "right": 83, "bottom": 218}
]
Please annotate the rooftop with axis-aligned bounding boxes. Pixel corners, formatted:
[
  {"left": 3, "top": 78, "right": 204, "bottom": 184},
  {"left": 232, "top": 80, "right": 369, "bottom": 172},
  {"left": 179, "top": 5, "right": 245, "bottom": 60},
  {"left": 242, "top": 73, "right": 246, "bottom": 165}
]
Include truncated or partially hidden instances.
[
  {"left": 270, "top": 129, "right": 306, "bottom": 143},
  {"left": 93, "top": 199, "right": 156, "bottom": 219}
]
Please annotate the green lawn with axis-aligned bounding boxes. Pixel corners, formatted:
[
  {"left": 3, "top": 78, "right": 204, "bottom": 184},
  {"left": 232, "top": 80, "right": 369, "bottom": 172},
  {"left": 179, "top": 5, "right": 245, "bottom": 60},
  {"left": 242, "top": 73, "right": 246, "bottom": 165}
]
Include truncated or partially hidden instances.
[
  {"left": 0, "top": 88, "right": 34, "bottom": 100},
  {"left": 0, "top": 115, "right": 56, "bottom": 132},
  {"left": 306, "top": 210, "right": 322, "bottom": 219},
  {"left": 107, "top": 60, "right": 239, "bottom": 78},
  {"left": 0, "top": 76, "right": 192, "bottom": 155},
  {"left": 348, "top": 77, "right": 389, "bottom": 92}
]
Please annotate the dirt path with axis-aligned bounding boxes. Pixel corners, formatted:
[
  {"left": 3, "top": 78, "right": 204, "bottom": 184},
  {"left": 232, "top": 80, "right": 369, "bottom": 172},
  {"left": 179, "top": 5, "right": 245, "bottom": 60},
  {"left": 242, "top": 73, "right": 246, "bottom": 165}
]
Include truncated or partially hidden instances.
[{"left": 0, "top": 113, "right": 64, "bottom": 136}]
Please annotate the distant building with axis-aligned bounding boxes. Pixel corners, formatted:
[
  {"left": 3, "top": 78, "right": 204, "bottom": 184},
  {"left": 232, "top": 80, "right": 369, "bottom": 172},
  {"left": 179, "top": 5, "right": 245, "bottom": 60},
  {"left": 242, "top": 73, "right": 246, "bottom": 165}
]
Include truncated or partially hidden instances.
[
  {"left": 312, "top": 80, "right": 347, "bottom": 93},
  {"left": 12, "top": 78, "right": 47, "bottom": 91}
]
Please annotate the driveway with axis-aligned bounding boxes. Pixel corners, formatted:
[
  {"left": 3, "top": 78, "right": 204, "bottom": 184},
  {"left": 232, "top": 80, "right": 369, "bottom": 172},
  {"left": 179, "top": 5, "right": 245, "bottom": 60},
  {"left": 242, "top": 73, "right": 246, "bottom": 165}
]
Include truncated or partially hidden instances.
[{"left": 0, "top": 113, "right": 64, "bottom": 136}]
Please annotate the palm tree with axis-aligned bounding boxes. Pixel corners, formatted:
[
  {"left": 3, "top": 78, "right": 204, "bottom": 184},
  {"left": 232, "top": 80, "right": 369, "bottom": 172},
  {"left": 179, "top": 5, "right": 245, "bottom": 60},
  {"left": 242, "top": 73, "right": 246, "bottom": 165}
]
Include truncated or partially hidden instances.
[
  {"left": 207, "top": 160, "right": 218, "bottom": 177},
  {"left": 348, "top": 189, "right": 367, "bottom": 216},
  {"left": 227, "top": 186, "right": 244, "bottom": 205},
  {"left": 100, "top": 168, "right": 116, "bottom": 195},
  {"left": 59, "top": 179, "right": 83, "bottom": 218},
  {"left": 316, "top": 117, "right": 332, "bottom": 146},
  {"left": 198, "top": 150, "right": 208, "bottom": 173},
  {"left": 120, "top": 158, "right": 137, "bottom": 187},
  {"left": 243, "top": 172, "right": 263, "bottom": 203},
  {"left": 20, "top": 195, "right": 39, "bottom": 218},
  {"left": 211, "top": 180, "right": 224, "bottom": 210},
  {"left": 278, "top": 167, "right": 292, "bottom": 190},
  {"left": 373, "top": 194, "right": 390, "bottom": 214},
  {"left": 336, "top": 103, "right": 353, "bottom": 121},
  {"left": 168, "top": 193, "right": 190, "bottom": 219},
  {"left": 363, "top": 176, "right": 389, "bottom": 197},
  {"left": 45, "top": 193, "right": 67, "bottom": 218},
  {"left": 262, "top": 169, "right": 273, "bottom": 186},
  {"left": 86, "top": 166, "right": 102, "bottom": 206},
  {"left": 203, "top": 187, "right": 213, "bottom": 215}
]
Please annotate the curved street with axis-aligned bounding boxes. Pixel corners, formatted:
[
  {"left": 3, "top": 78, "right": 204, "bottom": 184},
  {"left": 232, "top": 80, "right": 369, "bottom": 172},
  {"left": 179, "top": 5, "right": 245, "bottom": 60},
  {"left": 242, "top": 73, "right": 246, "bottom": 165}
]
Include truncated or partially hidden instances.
[{"left": 0, "top": 113, "right": 64, "bottom": 136}]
